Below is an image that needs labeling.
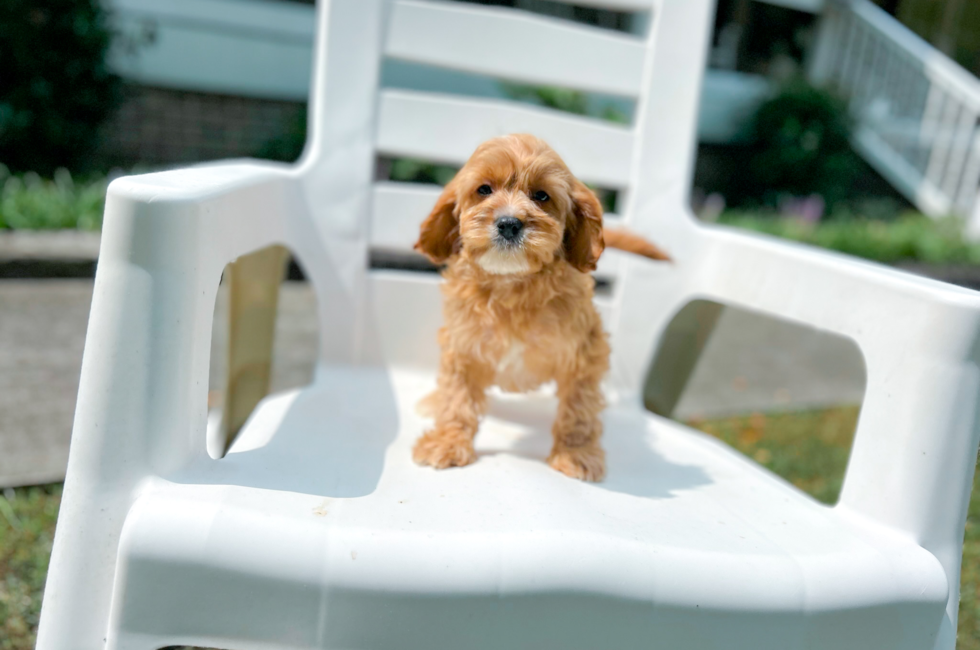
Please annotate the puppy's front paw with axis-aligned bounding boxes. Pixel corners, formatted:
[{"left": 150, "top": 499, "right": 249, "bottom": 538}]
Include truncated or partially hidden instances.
[
  {"left": 413, "top": 428, "right": 476, "bottom": 469},
  {"left": 547, "top": 443, "right": 606, "bottom": 482}
]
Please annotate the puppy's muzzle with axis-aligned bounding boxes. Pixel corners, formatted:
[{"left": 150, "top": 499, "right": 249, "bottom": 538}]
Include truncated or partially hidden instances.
[{"left": 495, "top": 216, "right": 524, "bottom": 243}]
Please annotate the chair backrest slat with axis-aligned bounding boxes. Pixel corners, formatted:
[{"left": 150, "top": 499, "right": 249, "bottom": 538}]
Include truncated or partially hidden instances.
[
  {"left": 385, "top": 1, "right": 647, "bottom": 98},
  {"left": 376, "top": 89, "right": 635, "bottom": 188},
  {"left": 370, "top": 182, "right": 442, "bottom": 253}
]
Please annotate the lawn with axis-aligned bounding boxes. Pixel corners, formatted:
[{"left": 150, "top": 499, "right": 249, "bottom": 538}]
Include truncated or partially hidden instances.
[
  {"left": 691, "top": 406, "right": 980, "bottom": 649},
  {"left": 0, "top": 483, "right": 60, "bottom": 649},
  {"left": 1, "top": 408, "right": 977, "bottom": 649}
]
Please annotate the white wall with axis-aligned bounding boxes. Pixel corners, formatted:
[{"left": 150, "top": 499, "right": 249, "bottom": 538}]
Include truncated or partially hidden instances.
[
  {"left": 109, "top": 0, "right": 314, "bottom": 101},
  {"left": 107, "top": 0, "right": 774, "bottom": 143}
]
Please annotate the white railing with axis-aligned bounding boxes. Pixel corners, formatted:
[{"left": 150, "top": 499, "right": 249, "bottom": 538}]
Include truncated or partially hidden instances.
[{"left": 810, "top": 0, "right": 980, "bottom": 234}]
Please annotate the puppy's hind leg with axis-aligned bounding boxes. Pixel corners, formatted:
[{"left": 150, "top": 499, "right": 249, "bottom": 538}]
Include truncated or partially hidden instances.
[{"left": 413, "top": 352, "right": 492, "bottom": 469}]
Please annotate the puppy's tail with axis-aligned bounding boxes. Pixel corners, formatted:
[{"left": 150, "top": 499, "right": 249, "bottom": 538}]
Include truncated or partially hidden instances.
[{"left": 603, "top": 228, "right": 672, "bottom": 262}]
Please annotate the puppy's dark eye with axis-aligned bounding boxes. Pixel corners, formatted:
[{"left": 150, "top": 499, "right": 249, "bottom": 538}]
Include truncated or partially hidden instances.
[
  {"left": 532, "top": 190, "right": 550, "bottom": 202},
  {"left": 477, "top": 184, "right": 493, "bottom": 196}
]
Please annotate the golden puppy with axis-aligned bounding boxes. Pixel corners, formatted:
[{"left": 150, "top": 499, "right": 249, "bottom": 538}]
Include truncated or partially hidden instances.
[{"left": 412, "top": 134, "right": 668, "bottom": 481}]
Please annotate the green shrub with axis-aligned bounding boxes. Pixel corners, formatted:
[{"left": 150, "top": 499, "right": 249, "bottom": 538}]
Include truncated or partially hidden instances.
[
  {"left": 254, "top": 107, "right": 308, "bottom": 163},
  {"left": 0, "top": 0, "right": 122, "bottom": 175},
  {"left": 746, "top": 79, "right": 861, "bottom": 210},
  {"left": 719, "top": 211, "right": 980, "bottom": 265},
  {"left": 499, "top": 83, "right": 630, "bottom": 124},
  {"left": 389, "top": 159, "right": 458, "bottom": 186},
  {"left": 0, "top": 166, "right": 106, "bottom": 231}
]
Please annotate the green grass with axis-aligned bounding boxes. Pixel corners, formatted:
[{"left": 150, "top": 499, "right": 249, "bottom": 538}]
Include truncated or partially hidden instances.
[
  {"left": 0, "top": 166, "right": 106, "bottom": 231},
  {"left": 719, "top": 211, "right": 980, "bottom": 266},
  {"left": 0, "top": 484, "right": 61, "bottom": 649},
  {"left": 0, "top": 411, "right": 977, "bottom": 649},
  {"left": 687, "top": 406, "right": 860, "bottom": 505}
]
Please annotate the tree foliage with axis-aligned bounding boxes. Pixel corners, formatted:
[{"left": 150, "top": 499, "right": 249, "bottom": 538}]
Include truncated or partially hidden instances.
[{"left": 0, "top": 0, "right": 122, "bottom": 174}]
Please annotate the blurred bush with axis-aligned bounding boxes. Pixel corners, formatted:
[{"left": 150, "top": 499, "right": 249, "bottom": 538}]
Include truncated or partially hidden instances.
[
  {"left": 500, "top": 83, "right": 630, "bottom": 124},
  {"left": 745, "top": 79, "right": 861, "bottom": 210},
  {"left": 719, "top": 211, "right": 980, "bottom": 265},
  {"left": 0, "top": 0, "right": 122, "bottom": 175},
  {"left": 0, "top": 166, "right": 106, "bottom": 231},
  {"left": 389, "top": 159, "right": 459, "bottom": 186},
  {"left": 254, "top": 107, "right": 308, "bottom": 163}
]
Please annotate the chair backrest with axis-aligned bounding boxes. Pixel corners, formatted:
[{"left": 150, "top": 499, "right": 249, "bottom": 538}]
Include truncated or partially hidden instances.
[{"left": 293, "top": 0, "right": 715, "bottom": 383}]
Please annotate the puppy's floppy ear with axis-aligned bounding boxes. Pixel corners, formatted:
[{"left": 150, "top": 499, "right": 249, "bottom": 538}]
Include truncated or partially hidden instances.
[
  {"left": 563, "top": 181, "right": 605, "bottom": 273},
  {"left": 414, "top": 177, "right": 460, "bottom": 264}
]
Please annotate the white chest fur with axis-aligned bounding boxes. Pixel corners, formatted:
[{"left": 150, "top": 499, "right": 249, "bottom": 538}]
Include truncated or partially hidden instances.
[
  {"left": 496, "top": 339, "right": 526, "bottom": 375},
  {"left": 494, "top": 339, "right": 540, "bottom": 392}
]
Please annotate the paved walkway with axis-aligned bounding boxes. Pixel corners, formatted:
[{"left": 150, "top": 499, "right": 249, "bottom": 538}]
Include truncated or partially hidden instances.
[
  {"left": 673, "top": 305, "right": 866, "bottom": 420},
  {"left": 0, "top": 281, "right": 92, "bottom": 486},
  {"left": 0, "top": 280, "right": 319, "bottom": 487}
]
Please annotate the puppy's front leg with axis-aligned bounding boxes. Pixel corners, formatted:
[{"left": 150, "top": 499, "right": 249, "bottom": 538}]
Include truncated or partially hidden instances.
[
  {"left": 413, "top": 349, "right": 492, "bottom": 469},
  {"left": 548, "top": 375, "right": 606, "bottom": 481},
  {"left": 548, "top": 330, "right": 609, "bottom": 481}
]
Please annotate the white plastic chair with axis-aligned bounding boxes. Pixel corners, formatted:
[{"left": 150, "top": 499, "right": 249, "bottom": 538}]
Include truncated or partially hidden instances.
[{"left": 37, "top": 1, "right": 980, "bottom": 648}]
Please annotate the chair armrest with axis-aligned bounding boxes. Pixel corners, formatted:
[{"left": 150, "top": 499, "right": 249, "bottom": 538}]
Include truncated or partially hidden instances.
[
  {"left": 102, "top": 160, "right": 295, "bottom": 268},
  {"left": 616, "top": 221, "right": 979, "bottom": 622},
  {"left": 73, "top": 161, "right": 298, "bottom": 478},
  {"left": 613, "top": 218, "right": 980, "bottom": 632},
  {"left": 40, "top": 161, "right": 304, "bottom": 648},
  {"left": 703, "top": 227, "right": 980, "bottom": 517},
  {"left": 694, "top": 225, "right": 980, "bottom": 631}
]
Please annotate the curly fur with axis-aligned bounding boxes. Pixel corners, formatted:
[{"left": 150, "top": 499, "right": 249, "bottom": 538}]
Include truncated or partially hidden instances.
[{"left": 412, "top": 134, "right": 665, "bottom": 481}]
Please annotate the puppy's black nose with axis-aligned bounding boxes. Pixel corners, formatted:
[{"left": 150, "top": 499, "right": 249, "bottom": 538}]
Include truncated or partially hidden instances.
[{"left": 495, "top": 216, "right": 524, "bottom": 242}]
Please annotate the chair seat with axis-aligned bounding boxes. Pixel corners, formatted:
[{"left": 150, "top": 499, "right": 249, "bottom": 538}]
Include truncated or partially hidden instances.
[{"left": 109, "top": 367, "right": 947, "bottom": 650}]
